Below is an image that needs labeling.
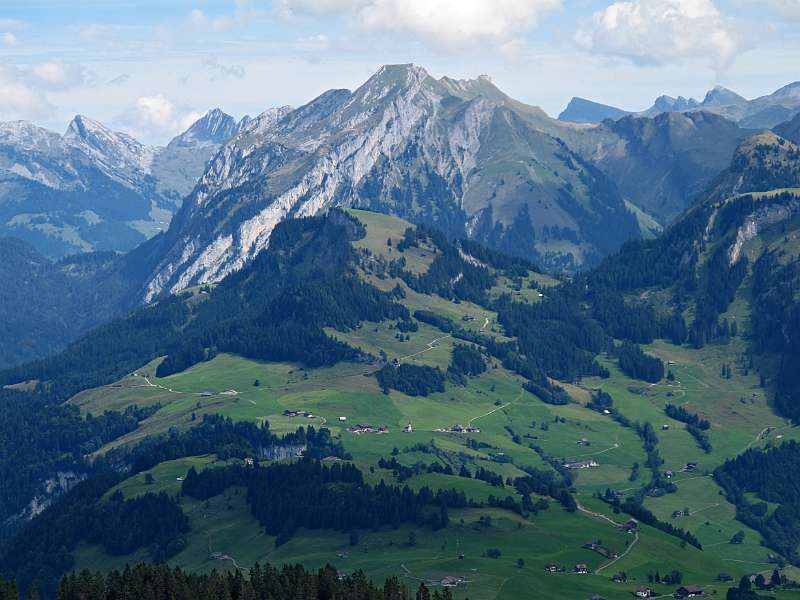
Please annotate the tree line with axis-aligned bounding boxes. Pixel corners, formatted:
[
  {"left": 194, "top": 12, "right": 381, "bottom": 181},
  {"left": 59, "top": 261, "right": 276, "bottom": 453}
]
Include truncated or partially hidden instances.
[
  {"left": 715, "top": 441, "right": 800, "bottom": 563},
  {"left": 54, "top": 562, "right": 458, "bottom": 600},
  {"left": 181, "top": 459, "right": 466, "bottom": 546}
]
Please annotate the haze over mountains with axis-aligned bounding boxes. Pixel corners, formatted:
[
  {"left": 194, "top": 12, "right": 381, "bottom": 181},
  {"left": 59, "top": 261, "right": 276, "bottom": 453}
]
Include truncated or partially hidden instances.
[
  {"left": 0, "top": 109, "right": 251, "bottom": 258},
  {"left": 559, "top": 82, "right": 800, "bottom": 128}
]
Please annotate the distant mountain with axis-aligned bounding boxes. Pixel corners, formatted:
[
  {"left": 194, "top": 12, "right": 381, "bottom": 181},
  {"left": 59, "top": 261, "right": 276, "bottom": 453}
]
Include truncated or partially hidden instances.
[
  {"left": 151, "top": 108, "right": 252, "bottom": 201},
  {"left": 558, "top": 97, "right": 630, "bottom": 123},
  {"left": 0, "top": 110, "right": 247, "bottom": 258},
  {"left": 0, "top": 237, "right": 136, "bottom": 368},
  {"left": 640, "top": 94, "right": 701, "bottom": 118},
  {"left": 566, "top": 111, "right": 752, "bottom": 223},
  {"left": 135, "top": 64, "right": 640, "bottom": 300},
  {"left": 775, "top": 112, "right": 800, "bottom": 144},
  {"left": 558, "top": 82, "right": 800, "bottom": 129}
]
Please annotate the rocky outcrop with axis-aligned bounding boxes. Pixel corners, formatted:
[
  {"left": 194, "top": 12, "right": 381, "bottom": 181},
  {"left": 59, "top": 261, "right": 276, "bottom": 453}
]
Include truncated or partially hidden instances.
[
  {"left": 729, "top": 195, "right": 800, "bottom": 265},
  {"left": 139, "top": 64, "right": 640, "bottom": 300}
]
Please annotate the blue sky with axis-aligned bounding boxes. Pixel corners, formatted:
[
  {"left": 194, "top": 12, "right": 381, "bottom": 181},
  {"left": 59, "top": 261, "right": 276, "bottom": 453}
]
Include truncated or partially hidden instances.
[{"left": 1, "top": 0, "right": 798, "bottom": 144}]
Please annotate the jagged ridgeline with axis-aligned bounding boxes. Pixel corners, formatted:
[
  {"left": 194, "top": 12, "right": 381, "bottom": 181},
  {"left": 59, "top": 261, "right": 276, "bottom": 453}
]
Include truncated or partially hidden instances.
[
  {"left": 136, "top": 64, "right": 644, "bottom": 302},
  {"left": 2, "top": 65, "right": 781, "bottom": 372}
]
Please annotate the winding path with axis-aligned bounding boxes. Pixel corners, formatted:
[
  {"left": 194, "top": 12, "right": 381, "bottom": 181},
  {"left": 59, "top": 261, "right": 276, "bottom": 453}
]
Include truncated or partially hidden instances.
[
  {"left": 468, "top": 402, "right": 513, "bottom": 427},
  {"left": 574, "top": 500, "right": 641, "bottom": 575},
  {"left": 398, "top": 334, "right": 452, "bottom": 363}
]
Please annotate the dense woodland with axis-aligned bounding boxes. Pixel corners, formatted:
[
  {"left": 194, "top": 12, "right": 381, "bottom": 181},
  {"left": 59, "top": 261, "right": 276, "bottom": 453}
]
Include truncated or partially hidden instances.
[
  {"left": 183, "top": 459, "right": 463, "bottom": 544},
  {"left": 36, "top": 563, "right": 457, "bottom": 600},
  {"left": 0, "top": 416, "right": 345, "bottom": 597},
  {"left": 616, "top": 341, "right": 665, "bottom": 382},
  {"left": 376, "top": 364, "right": 446, "bottom": 396},
  {"left": 0, "top": 390, "right": 158, "bottom": 537},
  {"left": 751, "top": 252, "right": 800, "bottom": 422}
]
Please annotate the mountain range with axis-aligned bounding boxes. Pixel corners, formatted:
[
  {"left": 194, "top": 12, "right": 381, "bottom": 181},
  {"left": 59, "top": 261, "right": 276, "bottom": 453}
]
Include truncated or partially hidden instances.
[
  {"left": 134, "top": 65, "right": 643, "bottom": 301},
  {"left": 2, "top": 120, "right": 800, "bottom": 599},
  {"left": 2, "top": 63, "right": 800, "bottom": 369},
  {"left": 0, "top": 109, "right": 251, "bottom": 258},
  {"left": 559, "top": 82, "right": 800, "bottom": 129},
  {"left": 130, "top": 65, "right": 778, "bottom": 301},
  {"left": 4, "top": 63, "right": 800, "bottom": 600}
]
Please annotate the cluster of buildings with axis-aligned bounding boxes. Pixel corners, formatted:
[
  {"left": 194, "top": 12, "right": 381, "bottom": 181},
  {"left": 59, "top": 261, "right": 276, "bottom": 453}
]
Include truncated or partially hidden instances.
[
  {"left": 633, "top": 585, "right": 707, "bottom": 598},
  {"left": 283, "top": 409, "right": 315, "bottom": 418},
  {"left": 440, "top": 576, "right": 466, "bottom": 588},
  {"left": 435, "top": 424, "right": 481, "bottom": 434},
  {"left": 563, "top": 459, "right": 599, "bottom": 470},
  {"left": 346, "top": 423, "right": 389, "bottom": 435},
  {"left": 620, "top": 519, "right": 639, "bottom": 534},
  {"left": 544, "top": 563, "right": 589, "bottom": 574}
]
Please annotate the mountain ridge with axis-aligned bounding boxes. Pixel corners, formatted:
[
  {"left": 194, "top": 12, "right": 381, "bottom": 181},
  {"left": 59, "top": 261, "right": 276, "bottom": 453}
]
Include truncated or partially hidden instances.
[
  {"left": 135, "top": 63, "right": 641, "bottom": 301},
  {"left": 559, "top": 81, "right": 800, "bottom": 128},
  {"left": 0, "top": 109, "right": 249, "bottom": 258}
]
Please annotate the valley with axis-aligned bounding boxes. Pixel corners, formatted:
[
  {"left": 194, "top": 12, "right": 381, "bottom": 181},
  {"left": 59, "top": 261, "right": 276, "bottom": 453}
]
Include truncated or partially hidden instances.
[
  {"left": 1, "top": 61, "right": 800, "bottom": 600},
  {"left": 22, "top": 207, "right": 795, "bottom": 600}
]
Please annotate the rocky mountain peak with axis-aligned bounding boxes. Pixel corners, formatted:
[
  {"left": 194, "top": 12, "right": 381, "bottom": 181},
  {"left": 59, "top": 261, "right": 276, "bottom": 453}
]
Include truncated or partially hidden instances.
[
  {"left": 174, "top": 109, "right": 239, "bottom": 147},
  {"left": 0, "top": 120, "right": 62, "bottom": 151},
  {"left": 702, "top": 85, "right": 747, "bottom": 107},
  {"left": 238, "top": 106, "right": 293, "bottom": 137},
  {"left": 64, "top": 114, "right": 156, "bottom": 175}
]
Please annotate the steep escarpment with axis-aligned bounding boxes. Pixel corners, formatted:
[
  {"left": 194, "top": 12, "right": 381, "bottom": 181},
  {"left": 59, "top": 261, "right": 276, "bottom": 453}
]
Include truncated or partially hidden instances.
[{"left": 138, "top": 64, "right": 639, "bottom": 300}]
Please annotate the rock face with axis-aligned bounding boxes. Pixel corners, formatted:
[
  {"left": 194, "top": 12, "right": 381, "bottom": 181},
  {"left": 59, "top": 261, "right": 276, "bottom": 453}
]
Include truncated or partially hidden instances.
[
  {"left": 0, "top": 110, "right": 247, "bottom": 257},
  {"left": 138, "top": 64, "right": 640, "bottom": 300},
  {"left": 151, "top": 108, "right": 255, "bottom": 201}
]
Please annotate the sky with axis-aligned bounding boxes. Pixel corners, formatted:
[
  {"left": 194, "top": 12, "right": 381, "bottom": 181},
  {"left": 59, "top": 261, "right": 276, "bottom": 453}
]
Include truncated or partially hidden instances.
[{"left": 0, "top": 0, "right": 798, "bottom": 144}]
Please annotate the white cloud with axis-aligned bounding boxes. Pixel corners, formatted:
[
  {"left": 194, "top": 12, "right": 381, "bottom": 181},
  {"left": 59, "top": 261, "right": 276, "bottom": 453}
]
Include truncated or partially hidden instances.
[
  {"left": 189, "top": 3, "right": 266, "bottom": 32},
  {"left": 117, "top": 93, "right": 205, "bottom": 140},
  {"left": 0, "top": 61, "right": 91, "bottom": 122},
  {"left": 2, "top": 32, "right": 17, "bottom": 46},
  {"left": 280, "top": 0, "right": 561, "bottom": 48},
  {"left": 575, "top": 0, "right": 739, "bottom": 70},
  {"left": 135, "top": 94, "right": 176, "bottom": 128},
  {"left": 190, "top": 9, "right": 236, "bottom": 32},
  {"left": 0, "top": 66, "right": 52, "bottom": 120},
  {"left": 280, "top": 0, "right": 371, "bottom": 16},
  {"left": 763, "top": 0, "right": 800, "bottom": 20},
  {"left": 296, "top": 33, "right": 331, "bottom": 51},
  {"left": 31, "top": 61, "right": 90, "bottom": 90}
]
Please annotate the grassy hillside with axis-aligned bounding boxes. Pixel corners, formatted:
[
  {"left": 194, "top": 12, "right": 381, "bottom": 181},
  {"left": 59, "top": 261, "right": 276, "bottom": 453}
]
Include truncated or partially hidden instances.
[{"left": 56, "top": 208, "right": 800, "bottom": 599}]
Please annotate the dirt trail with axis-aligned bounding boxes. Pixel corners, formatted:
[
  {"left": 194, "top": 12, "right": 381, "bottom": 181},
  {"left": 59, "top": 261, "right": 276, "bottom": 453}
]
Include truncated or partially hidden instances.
[
  {"left": 467, "top": 402, "right": 512, "bottom": 427},
  {"left": 398, "top": 334, "right": 451, "bottom": 362},
  {"left": 596, "top": 532, "right": 639, "bottom": 574},
  {"left": 575, "top": 500, "right": 640, "bottom": 575}
]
